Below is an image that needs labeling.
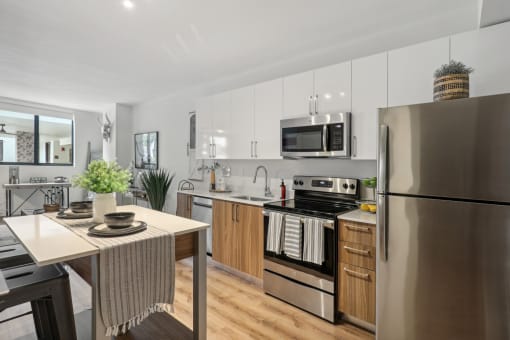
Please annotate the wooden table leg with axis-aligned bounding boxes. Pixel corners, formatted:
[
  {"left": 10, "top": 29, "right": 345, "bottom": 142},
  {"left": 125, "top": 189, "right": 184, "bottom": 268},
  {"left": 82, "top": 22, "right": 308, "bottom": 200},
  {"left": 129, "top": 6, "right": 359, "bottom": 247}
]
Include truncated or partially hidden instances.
[
  {"left": 91, "top": 254, "right": 111, "bottom": 340},
  {"left": 193, "top": 229, "right": 207, "bottom": 340}
]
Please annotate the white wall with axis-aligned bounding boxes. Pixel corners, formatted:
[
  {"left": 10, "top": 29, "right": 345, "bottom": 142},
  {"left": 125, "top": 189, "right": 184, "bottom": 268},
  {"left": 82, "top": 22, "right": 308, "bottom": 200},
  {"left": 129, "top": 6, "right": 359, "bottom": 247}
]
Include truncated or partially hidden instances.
[{"left": 0, "top": 98, "right": 103, "bottom": 215}]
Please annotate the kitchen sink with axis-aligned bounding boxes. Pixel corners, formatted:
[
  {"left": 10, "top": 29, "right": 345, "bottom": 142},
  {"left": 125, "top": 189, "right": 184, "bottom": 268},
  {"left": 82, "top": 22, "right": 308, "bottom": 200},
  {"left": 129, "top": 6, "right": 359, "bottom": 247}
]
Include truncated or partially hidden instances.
[{"left": 230, "top": 195, "right": 272, "bottom": 202}]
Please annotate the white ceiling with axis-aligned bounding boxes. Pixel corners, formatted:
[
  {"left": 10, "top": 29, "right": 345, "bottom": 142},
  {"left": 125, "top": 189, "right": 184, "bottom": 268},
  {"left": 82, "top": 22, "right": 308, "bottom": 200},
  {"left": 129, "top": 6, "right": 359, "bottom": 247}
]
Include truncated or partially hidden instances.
[{"left": 0, "top": 0, "right": 480, "bottom": 112}]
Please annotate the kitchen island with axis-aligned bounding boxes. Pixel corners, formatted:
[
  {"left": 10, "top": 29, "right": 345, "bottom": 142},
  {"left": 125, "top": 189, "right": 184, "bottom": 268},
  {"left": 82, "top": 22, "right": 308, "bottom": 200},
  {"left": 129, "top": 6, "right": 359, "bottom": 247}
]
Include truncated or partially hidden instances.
[{"left": 4, "top": 205, "right": 209, "bottom": 340}]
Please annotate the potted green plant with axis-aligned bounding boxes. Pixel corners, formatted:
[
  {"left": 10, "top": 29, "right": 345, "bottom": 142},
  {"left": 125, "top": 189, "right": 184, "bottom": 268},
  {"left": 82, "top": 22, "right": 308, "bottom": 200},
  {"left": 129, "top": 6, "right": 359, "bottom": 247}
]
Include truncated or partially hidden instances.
[
  {"left": 73, "top": 160, "right": 131, "bottom": 223},
  {"left": 433, "top": 60, "right": 474, "bottom": 101},
  {"left": 140, "top": 169, "right": 175, "bottom": 211}
]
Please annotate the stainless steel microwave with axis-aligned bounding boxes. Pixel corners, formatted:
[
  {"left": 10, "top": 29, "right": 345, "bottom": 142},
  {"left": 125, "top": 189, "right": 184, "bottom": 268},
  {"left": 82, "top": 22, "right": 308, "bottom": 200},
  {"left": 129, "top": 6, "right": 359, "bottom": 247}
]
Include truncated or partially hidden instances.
[{"left": 280, "top": 112, "right": 351, "bottom": 158}]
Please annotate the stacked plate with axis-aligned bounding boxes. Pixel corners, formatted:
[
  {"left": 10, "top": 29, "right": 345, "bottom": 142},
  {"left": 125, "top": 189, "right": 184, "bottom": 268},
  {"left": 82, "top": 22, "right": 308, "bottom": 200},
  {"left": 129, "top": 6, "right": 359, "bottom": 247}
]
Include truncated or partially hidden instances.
[{"left": 88, "top": 212, "right": 147, "bottom": 237}]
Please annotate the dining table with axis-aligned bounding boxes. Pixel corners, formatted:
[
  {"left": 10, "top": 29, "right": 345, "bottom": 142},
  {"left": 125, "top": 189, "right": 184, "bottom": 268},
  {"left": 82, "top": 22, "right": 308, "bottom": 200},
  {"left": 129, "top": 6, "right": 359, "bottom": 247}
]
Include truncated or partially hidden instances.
[{"left": 3, "top": 205, "right": 209, "bottom": 340}]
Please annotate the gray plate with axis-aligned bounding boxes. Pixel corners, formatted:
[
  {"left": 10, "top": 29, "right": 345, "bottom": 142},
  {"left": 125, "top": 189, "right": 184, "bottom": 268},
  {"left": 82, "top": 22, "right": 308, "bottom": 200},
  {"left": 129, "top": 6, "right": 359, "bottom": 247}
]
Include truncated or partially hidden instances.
[
  {"left": 88, "top": 221, "right": 147, "bottom": 237},
  {"left": 57, "top": 211, "right": 93, "bottom": 219}
]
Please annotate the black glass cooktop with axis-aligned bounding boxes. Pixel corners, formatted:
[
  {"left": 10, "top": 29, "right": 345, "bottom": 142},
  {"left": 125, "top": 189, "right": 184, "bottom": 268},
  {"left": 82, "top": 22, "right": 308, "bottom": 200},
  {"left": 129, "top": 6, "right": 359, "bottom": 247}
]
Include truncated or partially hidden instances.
[{"left": 264, "top": 199, "right": 356, "bottom": 219}]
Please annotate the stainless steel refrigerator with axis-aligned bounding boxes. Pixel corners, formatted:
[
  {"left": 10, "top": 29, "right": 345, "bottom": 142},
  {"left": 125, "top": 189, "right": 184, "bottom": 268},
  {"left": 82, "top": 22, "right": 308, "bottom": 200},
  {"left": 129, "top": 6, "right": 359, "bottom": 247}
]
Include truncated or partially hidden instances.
[{"left": 377, "top": 93, "right": 510, "bottom": 340}]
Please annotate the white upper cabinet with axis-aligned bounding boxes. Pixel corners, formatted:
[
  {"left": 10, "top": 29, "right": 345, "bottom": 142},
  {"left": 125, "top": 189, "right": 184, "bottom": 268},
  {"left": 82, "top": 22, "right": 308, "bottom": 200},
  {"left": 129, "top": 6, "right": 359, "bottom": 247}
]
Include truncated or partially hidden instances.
[
  {"left": 195, "top": 96, "right": 213, "bottom": 159},
  {"left": 351, "top": 52, "right": 387, "bottom": 160},
  {"left": 283, "top": 71, "right": 314, "bottom": 119},
  {"left": 314, "top": 61, "right": 352, "bottom": 114},
  {"left": 211, "top": 91, "right": 231, "bottom": 159},
  {"left": 451, "top": 21, "right": 510, "bottom": 97},
  {"left": 388, "top": 37, "right": 450, "bottom": 107},
  {"left": 254, "top": 78, "right": 283, "bottom": 159},
  {"left": 230, "top": 86, "right": 254, "bottom": 159}
]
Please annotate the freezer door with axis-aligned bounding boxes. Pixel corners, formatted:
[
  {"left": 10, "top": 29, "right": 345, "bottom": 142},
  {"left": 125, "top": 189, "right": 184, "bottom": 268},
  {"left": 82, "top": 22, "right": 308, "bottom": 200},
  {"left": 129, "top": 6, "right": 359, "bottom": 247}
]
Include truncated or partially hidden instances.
[
  {"left": 377, "top": 195, "right": 510, "bottom": 340},
  {"left": 379, "top": 93, "right": 510, "bottom": 202}
]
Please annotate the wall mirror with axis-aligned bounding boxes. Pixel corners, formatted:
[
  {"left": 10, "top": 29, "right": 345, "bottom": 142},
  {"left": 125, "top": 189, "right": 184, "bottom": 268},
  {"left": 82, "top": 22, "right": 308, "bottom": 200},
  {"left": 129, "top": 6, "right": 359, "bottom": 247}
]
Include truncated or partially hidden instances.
[
  {"left": 134, "top": 131, "right": 158, "bottom": 169},
  {"left": 38, "top": 115, "right": 74, "bottom": 165}
]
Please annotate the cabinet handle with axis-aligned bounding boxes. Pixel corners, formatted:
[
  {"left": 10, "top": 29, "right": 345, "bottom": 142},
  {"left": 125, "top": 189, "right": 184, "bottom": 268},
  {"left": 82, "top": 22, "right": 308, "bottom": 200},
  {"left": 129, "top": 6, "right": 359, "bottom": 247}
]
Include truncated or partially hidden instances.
[
  {"left": 186, "top": 142, "right": 190, "bottom": 156},
  {"left": 308, "top": 96, "right": 313, "bottom": 115},
  {"left": 250, "top": 141, "right": 254, "bottom": 158},
  {"left": 232, "top": 204, "right": 235, "bottom": 222},
  {"left": 315, "top": 94, "right": 318, "bottom": 114},
  {"left": 344, "top": 245, "right": 370, "bottom": 256},
  {"left": 352, "top": 135, "right": 357, "bottom": 158},
  {"left": 209, "top": 143, "right": 213, "bottom": 158},
  {"left": 236, "top": 205, "right": 240, "bottom": 222},
  {"left": 345, "top": 224, "right": 371, "bottom": 233},
  {"left": 254, "top": 141, "right": 258, "bottom": 158},
  {"left": 212, "top": 144, "right": 217, "bottom": 158},
  {"left": 343, "top": 267, "right": 370, "bottom": 279}
]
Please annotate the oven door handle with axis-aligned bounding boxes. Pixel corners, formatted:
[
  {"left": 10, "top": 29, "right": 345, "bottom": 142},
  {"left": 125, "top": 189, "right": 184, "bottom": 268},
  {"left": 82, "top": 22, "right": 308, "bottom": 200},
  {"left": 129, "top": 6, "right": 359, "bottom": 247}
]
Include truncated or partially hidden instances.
[
  {"left": 262, "top": 210, "right": 334, "bottom": 230},
  {"left": 322, "top": 125, "right": 328, "bottom": 152}
]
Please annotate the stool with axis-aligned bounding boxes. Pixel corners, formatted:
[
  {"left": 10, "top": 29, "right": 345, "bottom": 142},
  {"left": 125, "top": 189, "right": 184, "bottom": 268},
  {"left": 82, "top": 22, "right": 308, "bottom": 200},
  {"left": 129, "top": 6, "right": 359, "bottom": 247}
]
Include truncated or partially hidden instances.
[
  {"left": 0, "top": 243, "right": 33, "bottom": 269},
  {"left": 0, "top": 263, "right": 77, "bottom": 340}
]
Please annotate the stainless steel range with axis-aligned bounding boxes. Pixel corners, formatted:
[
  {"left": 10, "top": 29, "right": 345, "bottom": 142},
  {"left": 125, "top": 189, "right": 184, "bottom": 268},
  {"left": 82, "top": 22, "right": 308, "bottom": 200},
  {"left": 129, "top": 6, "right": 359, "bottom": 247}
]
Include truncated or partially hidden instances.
[{"left": 262, "top": 176, "right": 359, "bottom": 322}]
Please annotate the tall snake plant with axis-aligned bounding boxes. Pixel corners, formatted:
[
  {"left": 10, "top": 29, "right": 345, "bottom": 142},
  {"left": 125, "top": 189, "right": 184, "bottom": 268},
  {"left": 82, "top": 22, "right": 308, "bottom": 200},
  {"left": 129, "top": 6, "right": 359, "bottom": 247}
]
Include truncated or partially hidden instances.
[{"left": 140, "top": 169, "right": 175, "bottom": 211}]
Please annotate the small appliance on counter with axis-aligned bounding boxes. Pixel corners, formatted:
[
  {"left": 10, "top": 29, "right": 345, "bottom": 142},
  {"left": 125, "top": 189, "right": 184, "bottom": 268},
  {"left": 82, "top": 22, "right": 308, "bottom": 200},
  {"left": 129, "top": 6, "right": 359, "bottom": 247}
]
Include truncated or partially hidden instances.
[{"left": 262, "top": 175, "right": 359, "bottom": 322}]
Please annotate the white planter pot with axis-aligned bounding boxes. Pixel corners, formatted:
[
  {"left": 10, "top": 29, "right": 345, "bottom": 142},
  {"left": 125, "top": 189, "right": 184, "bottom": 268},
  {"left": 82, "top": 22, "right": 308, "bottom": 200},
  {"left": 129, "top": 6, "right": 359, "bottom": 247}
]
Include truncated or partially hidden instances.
[{"left": 93, "top": 192, "right": 117, "bottom": 223}]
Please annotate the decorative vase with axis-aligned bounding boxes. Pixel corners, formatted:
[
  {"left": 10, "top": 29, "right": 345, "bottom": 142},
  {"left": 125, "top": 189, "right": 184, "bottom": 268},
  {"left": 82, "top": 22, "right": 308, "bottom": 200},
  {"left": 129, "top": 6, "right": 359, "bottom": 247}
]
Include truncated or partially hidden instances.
[{"left": 93, "top": 193, "right": 117, "bottom": 223}]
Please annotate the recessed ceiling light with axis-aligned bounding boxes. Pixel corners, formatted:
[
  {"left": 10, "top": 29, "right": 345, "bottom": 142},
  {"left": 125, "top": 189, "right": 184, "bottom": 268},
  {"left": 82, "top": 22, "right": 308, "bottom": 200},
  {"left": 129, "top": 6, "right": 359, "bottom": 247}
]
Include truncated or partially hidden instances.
[{"left": 123, "top": 0, "right": 135, "bottom": 10}]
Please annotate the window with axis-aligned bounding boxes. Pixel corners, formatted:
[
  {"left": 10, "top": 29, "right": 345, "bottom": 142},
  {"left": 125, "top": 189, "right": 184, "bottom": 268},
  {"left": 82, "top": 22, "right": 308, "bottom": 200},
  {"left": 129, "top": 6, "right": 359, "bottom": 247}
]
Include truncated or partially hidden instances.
[{"left": 0, "top": 110, "right": 74, "bottom": 166}]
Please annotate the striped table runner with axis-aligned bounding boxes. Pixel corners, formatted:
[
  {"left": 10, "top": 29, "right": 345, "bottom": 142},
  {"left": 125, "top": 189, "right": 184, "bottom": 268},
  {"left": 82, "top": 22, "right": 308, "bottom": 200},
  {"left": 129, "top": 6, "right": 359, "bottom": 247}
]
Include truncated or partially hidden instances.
[{"left": 46, "top": 214, "right": 175, "bottom": 336}]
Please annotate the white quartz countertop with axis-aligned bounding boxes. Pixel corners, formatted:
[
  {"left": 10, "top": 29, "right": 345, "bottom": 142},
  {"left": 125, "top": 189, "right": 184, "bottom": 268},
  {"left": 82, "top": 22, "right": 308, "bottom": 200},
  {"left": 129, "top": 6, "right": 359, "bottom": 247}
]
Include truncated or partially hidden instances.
[
  {"left": 338, "top": 209, "right": 376, "bottom": 225},
  {"left": 178, "top": 190, "right": 282, "bottom": 207}
]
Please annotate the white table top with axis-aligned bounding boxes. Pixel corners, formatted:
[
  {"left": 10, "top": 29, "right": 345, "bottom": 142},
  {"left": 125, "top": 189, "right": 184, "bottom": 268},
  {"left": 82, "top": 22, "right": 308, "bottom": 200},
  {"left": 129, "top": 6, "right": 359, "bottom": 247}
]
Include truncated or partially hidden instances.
[
  {"left": 3, "top": 205, "right": 209, "bottom": 266},
  {"left": 4, "top": 215, "right": 99, "bottom": 266}
]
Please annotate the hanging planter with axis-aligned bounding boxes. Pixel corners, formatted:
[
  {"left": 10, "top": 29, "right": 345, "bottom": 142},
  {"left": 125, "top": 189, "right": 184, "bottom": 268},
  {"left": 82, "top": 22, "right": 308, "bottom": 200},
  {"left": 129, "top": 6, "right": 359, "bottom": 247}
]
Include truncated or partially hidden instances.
[{"left": 433, "top": 60, "right": 474, "bottom": 101}]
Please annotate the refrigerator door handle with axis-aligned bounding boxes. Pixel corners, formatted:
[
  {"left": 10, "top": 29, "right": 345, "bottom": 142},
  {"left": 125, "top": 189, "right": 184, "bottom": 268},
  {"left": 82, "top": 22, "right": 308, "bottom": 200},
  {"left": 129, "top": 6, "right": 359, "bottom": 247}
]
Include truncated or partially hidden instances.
[
  {"left": 378, "top": 124, "right": 388, "bottom": 194},
  {"left": 378, "top": 193, "right": 388, "bottom": 261}
]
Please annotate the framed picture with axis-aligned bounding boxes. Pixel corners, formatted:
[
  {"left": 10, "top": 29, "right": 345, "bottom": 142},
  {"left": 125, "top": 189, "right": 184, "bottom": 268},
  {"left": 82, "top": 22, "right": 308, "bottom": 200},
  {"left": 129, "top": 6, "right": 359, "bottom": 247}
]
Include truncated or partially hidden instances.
[{"left": 134, "top": 131, "right": 158, "bottom": 169}]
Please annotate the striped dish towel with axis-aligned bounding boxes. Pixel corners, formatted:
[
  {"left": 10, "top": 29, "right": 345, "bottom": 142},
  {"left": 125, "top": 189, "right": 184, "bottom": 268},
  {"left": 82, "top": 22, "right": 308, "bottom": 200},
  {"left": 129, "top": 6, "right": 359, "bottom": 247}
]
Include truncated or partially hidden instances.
[
  {"left": 303, "top": 218, "right": 324, "bottom": 265},
  {"left": 283, "top": 215, "right": 302, "bottom": 260},
  {"left": 266, "top": 212, "right": 284, "bottom": 253},
  {"left": 46, "top": 214, "right": 175, "bottom": 337}
]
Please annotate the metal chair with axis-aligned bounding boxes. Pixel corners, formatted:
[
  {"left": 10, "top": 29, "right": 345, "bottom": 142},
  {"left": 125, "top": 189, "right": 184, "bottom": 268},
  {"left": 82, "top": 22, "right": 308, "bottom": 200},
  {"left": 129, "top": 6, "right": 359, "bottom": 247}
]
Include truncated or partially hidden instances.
[{"left": 0, "top": 263, "right": 77, "bottom": 340}]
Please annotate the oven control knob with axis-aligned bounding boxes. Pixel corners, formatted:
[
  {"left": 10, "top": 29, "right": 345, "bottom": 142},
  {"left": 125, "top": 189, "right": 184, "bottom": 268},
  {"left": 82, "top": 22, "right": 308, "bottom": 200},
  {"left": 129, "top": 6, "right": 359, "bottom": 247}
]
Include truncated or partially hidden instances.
[
  {"left": 294, "top": 180, "right": 299, "bottom": 185},
  {"left": 349, "top": 184, "right": 356, "bottom": 190},
  {"left": 342, "top": 183, "right": 349, "bottom": 189},
  {"left": 299, "top": 180, "right": 304, "bottom": 185}
]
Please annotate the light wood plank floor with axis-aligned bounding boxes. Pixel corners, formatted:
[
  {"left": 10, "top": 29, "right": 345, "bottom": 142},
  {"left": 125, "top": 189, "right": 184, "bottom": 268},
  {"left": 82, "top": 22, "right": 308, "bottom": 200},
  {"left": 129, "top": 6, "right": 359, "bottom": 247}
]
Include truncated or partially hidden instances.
[{"left": 1, "top": 259, "right": 374, "bottom": 340}]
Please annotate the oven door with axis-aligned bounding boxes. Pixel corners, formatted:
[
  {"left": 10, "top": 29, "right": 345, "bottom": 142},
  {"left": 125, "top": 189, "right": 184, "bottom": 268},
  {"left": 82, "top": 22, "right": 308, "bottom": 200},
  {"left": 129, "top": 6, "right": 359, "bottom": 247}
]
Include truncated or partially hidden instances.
[{"left": 263, "top": 211, "right": 336, "bottom": 280}]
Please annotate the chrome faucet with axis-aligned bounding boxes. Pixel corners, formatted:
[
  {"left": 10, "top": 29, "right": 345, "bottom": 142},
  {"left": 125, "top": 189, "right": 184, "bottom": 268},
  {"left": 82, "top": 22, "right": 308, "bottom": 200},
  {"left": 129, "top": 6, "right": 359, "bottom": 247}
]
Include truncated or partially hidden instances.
[{"left": 253, "top": 165, "right": 273, "bottom": 197}]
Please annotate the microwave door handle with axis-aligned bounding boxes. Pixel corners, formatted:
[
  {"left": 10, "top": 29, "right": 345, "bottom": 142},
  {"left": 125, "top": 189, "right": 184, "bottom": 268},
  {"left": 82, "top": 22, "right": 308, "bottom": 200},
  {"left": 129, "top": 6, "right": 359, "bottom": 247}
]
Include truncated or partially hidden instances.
[{"left": 323, "top": 125, "right": 328, "bottom": 152}]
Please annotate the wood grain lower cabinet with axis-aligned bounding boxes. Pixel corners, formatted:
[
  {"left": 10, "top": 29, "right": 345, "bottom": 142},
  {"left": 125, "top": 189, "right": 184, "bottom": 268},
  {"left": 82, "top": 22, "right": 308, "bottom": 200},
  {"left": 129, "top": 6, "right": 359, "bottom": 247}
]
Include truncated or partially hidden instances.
[
  {"left": 212, "top": 200, "right": 263, "bottom": 279},
  {"left": 339, "top": 263, "right": 376, "bottom": 324},
  {"left": 338, "top": 219, "right": 376, "bottom": 325},
  {"left": 174, "top": 192, "right": 194, "bottom": 260},
  {"left": 176, "top": 192, "right": 192, "bottom": 218},
  {"left": 237, "top": 204, "right": 264, "bottom": 278}
]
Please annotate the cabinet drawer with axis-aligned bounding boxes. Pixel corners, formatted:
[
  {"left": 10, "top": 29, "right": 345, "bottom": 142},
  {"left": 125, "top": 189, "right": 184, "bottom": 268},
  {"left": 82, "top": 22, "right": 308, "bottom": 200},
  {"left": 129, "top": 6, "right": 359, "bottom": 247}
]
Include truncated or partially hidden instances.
[
  {"left": 339, "top": 241, "right": 375, "bottom": 270},
  {"left": 339, "top": 263, "right": 376, "bottom": 324},
  {"left": 339, "top": 220, "right": 376, "bottom": 247}
]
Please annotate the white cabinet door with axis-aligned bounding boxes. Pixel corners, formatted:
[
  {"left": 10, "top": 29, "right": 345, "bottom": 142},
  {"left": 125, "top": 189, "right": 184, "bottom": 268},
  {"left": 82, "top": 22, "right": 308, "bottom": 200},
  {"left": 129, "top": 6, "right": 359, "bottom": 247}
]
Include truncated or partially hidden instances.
[
  {"left": 314, "top": 61, "right": 351, "bottom": 114},
  {"left": 230, "top": 86, "right": 254, "bottom": 159},
  {"left": 451, "top": 22, "right": 510, "bottom": 97},
  {"left": 211, "top": 91, "right": 231, "bottom": 159},
  {"left": 388, "top": 37, "right": 449, "bottom": 107},
  {"left": 283, "top": 70, "right": 314, "bottom": 119},
  {"left": 352, "top": 52, "right": 387, "bottom": 160},
  {"left": 254, "top": 78, "right": 283, "bottom": 159},
  {"left": 195, "top": 96, "right": 213, "bottom": 159}
]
